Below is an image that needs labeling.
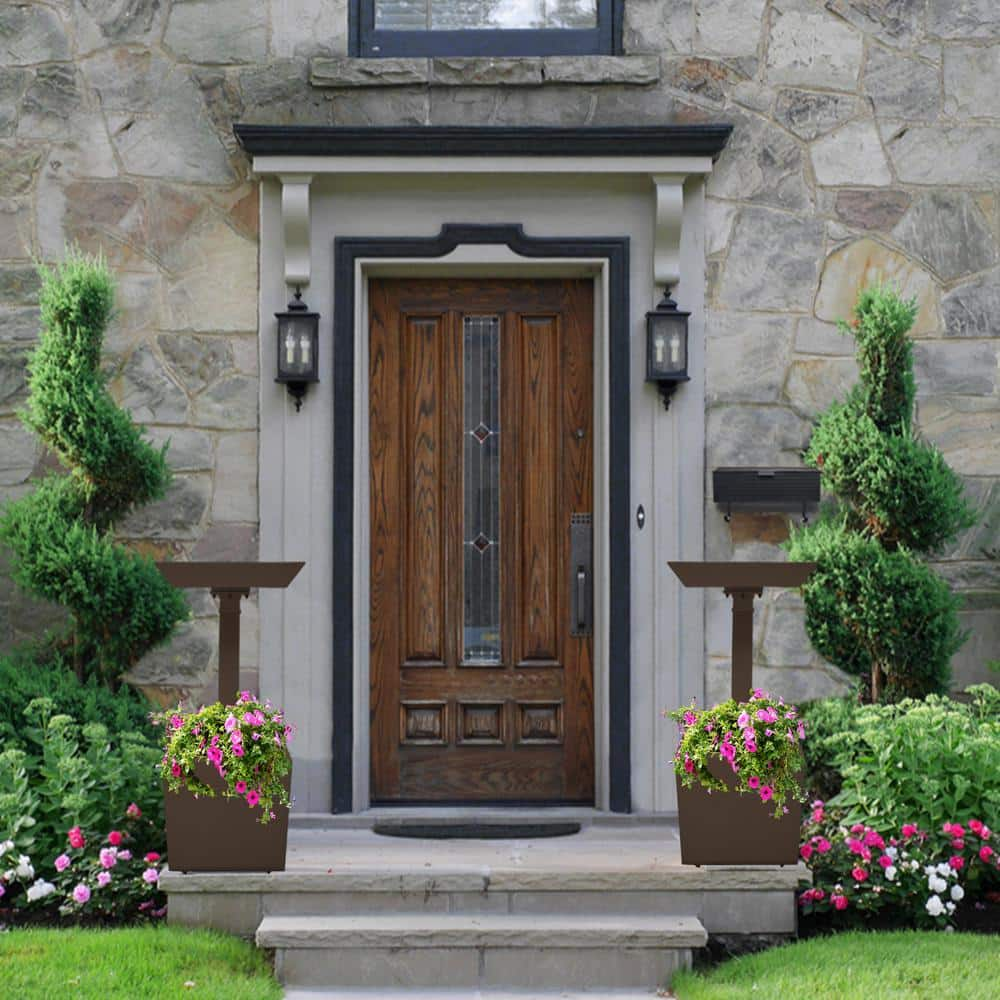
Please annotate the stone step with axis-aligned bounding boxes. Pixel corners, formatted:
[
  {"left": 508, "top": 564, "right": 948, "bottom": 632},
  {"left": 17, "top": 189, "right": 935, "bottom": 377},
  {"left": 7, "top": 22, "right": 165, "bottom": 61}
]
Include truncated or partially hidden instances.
[
  {"left": 283, "top": 989, "right": 670, "bottom": 999},
  {"left": 257, "top": 913, "right": 706, "bottom": 991}
]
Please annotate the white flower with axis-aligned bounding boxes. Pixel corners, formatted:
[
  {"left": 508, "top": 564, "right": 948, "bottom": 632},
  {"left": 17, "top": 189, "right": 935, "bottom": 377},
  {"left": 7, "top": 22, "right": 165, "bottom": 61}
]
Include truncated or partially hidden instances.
[
  {"left": 924, "top": 865, "right": 937, "bottom": 876},
  {"left": 936, "top": 862, "right": 952, "bottom": 878},
  {"left": 25, "top": 879, "right": 55, "bottom": 902},
  {"left": 0, "top": 840, "right": 14, "bottom": 854},
  {"left": 885, "top": 847, "right": 898, "bottom": 860},
  {"left": 929, "top": 876, "right": 948, "bottom": 894},
  {"left": 950, "top": 884, "right": 964, "bottom": 902},
  {"left": 925, "top": 895, "right": 946, "bottom": 917},
  {"left": 946, "top": 901, "right": 956, "bottom": 915},
  {"left": 885, "top": 866, "right": 897, "bottom": 881},
  {"left": 909, "top": 860, "right": 920, "bottom": 871},
  {"left": 14, "top": 856, "right": 34, "bottom": 880},
  {"left": 2, "top": 869, "right": 12, "bottom": 881}
]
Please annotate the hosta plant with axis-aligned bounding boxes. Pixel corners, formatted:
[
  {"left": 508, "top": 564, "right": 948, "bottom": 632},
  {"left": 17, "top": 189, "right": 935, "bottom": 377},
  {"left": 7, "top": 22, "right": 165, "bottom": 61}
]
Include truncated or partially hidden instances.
[
  {"left": 798, "top": 802, "right": 1000, "bottom": 930},
  {"left": 155, "top": 692, "right": 293, "bottom": 824},
  {"left": 670, "top": 689, "right": 807, "bottom": 818}
]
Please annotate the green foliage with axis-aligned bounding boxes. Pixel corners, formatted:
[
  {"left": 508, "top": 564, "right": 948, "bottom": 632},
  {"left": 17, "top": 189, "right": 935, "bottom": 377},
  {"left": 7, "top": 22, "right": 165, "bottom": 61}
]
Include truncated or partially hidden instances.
[
  {"left": 0, "top": 698, "right": 164, "bottom": 865},
  {"left": 0, "top": 251, "right": 188, "bottom": 685},
  {"left": 801, "top": 687, "right": 1000, "bottom": 835},
  {"left": 0, "top": 643, "right": 156, "bottom": 748},
  {"left": 785, "top": 284, "right": 975, "bottom": 701},
  {"left": 787, "top": 518, "right": 967, "bottom": 701},
  {"left": 156, "top": 695, "right": 292, "bottom": 824},
  {"left": 669, "top": 692, "right": 807, "bottom": 818}
]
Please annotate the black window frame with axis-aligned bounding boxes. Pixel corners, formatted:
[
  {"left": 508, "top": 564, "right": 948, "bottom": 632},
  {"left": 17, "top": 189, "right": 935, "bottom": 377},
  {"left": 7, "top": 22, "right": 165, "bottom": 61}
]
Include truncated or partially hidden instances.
[{"left": 350, "top": 0, "right": 622, "bottom": 58}]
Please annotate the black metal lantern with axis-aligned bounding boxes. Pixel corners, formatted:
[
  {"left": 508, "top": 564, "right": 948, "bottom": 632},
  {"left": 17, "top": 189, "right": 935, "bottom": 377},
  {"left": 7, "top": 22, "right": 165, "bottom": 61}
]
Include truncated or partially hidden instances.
[
  {"left": 275, "top": 288, "right": 319, "bottom": 411},
  {"left": 646, "top": 288, "right": 690, "bottom": 410}
]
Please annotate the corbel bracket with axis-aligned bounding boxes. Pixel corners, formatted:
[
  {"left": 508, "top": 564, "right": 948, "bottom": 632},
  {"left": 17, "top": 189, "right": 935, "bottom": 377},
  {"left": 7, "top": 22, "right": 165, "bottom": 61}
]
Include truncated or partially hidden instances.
[
  {"left": 652, "top": 173, "right": 687, "bottom": 290},
  {"left": 279, "top": 173, "right": 313, "bottom": 288}
]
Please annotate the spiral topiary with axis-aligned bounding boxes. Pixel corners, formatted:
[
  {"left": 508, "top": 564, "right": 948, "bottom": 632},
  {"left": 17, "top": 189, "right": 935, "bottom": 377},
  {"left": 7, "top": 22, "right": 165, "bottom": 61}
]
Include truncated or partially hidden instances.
[
  {"left": 0, "top": 251, "right": 188, "bottom": 687},
  {"left": 786, "top": 285, "right": 976, "bottom": 703}
]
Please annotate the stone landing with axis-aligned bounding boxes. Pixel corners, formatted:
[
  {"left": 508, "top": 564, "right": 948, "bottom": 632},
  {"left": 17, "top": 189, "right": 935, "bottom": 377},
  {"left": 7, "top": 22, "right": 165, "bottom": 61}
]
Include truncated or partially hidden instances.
[{"left": 162, "top": 818, "right": 806, "bottom": 993}]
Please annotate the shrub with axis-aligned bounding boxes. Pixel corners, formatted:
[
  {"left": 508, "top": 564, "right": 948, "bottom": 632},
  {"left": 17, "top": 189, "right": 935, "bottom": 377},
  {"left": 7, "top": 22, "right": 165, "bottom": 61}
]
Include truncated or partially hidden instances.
[
  {"left": 0, "top": 699, "right": 163, "bottom": 866},
  {"left": 785, "top": 285, "right": 975, "bottom": 702},
  {"left": 0, "top": 643, "right": 156, "bottom": 749},
  {"left": 0, "top": 251, "right": 188, "bottom": 687},
  {"left": 798, "top": 806, "right": 999, "bottom": 930},
  {"left": 801, "top": 686, "right": 1000, "bottom": 835}
]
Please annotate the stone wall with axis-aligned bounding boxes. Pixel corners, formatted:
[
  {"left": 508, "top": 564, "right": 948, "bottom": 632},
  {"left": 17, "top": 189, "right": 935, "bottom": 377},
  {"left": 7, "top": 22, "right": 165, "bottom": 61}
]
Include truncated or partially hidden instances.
[{"left": 0, "top": 0, "right": 997, "bottom": 707}]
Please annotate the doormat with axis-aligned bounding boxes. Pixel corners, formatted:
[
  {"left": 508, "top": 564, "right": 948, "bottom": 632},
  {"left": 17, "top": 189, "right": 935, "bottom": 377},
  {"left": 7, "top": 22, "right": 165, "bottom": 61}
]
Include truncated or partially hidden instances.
[{"left": 372, "top": 822, "right": 582, "bottom": 840}]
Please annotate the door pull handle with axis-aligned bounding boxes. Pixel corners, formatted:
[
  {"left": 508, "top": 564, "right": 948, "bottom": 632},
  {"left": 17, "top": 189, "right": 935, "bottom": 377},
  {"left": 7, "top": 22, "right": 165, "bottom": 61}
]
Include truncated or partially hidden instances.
[
  {"left": 576, "top": 566, "right": 587, "bottom": 632},
  {"left": 570, "top": 513, "right": 593, "bottom": 637}
]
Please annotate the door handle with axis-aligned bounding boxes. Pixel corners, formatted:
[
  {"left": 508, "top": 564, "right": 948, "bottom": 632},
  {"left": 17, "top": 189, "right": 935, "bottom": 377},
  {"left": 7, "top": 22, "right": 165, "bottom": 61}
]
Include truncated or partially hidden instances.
[{"left": 570, "top": 513, "right": 593, "bottom": 636}]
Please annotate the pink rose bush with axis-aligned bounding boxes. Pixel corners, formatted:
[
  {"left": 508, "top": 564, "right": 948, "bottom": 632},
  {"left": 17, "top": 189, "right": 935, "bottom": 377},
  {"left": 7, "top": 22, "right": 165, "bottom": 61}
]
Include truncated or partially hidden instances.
[
  {"left": 155, "top": 692, "right": 293, "bottom": 824},
  {"left": 670, "top": 689, "right": 807, "bottom": 818},
  {"left": 0, "top": 806, "right": 165, "bottom": 923},
  {"left": 798, "top": 804, "right": 1000, "bottom": 929}
]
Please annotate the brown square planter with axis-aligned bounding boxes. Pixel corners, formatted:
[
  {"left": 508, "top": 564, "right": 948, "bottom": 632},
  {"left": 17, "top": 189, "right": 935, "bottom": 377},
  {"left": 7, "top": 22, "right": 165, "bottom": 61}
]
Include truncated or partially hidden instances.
[
  {"left": 676, "top": 756, "right": 802, "bottom": 866},
  {"left": 164, "top": 761, "right": 291, "bottom": 873}
]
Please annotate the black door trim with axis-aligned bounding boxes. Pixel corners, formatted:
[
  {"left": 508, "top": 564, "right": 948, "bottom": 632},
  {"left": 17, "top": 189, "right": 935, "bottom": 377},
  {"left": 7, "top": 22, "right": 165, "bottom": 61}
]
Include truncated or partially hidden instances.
[{"left": 333, "top": 224, "right": 631, "bottom": 813}]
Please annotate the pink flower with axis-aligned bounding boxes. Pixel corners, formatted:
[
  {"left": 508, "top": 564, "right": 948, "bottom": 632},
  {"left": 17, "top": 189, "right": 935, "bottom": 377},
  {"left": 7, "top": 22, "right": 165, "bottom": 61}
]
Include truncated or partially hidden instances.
[
  {"left": 851, "top": 867, "right": 868, "bottom": 882},
  {"left": 878, "top": 854, "right": 893, "bottom": 869},
  {"left": 246, "top": 789, "right": 260, "bottom": 807},
  {"left": 815, "top": 838, "right": 832, "bottom": 854},
  {"left": 864, "top": 830, "right": 884, "bottom": 850},
  {"left": 171, "top": 762, "right": 182, "bottom": 778},
  {"left": 224, "top": 714, "right": 238, "bottom": 733},
  {"left": 812, "top": 806, "right": 824, "bottom": 824},
  {"left": 831, "top": 893, "right": 848, "bottom": 911},
  {"left": 744, "top": 741, "right": 757, "bottom": 754},
  {"left": 142, "top": 868, "right": 159, "bottom": 885},
  {"left": 233, "top": 745, "right": 245, "bottom": 757},
  {"left": 979, "top": 846, "right": 994, "bottom": 862},
  {"left": 737, "top": 712, "right": 750, "bottom": 729},
  {"left": 235, "top": 781, "right": 248, "bottom": 794},
  {"left": 683, "top": 710, "right": 697, "bottom": 727},
  {"left": 99, "top": 848, "right": 117, "bottom": 870},
  {"left": 96, "top": 872, "right": 111, "bottom": 888},
  {"left": 797, "top": 722, "right": 806, "bottom": 741},
  {"left": 144, "top": 852, "right": 161, "bottom": 864},
  {"left": 752, "top": 688, "right": 767, "bottom": 699},
  {"left": 952, "top": 838, "right": 965, "bottom": 850},
  {"left": 969, "top": 819, "right": 984, "bottom": 835},
  {"left": 206, "top": 747, "right": 222, "bottom": 766},
  {"left": 800, "top": 844, "right": 813, "bottom": 861},
  {"left": 982, "top": 826, "right": 992, "bottom": 840},
  {"left": 847, "top": 837, "right": 864, "bottom": 856},
  {"left": 759, "top": 785, "right": 773, "bottom": 804},
  {"left": 748, "top": 776, "right": 761, "bottom": 790},
  {"left": 125, "top": 803, "right": 142, "bottom": 820},
  {"left": 230, "top": 728, "right": 243, "bottom": 745},
  {"left": 107, "top": 830, "right": 123, "bottom": 847},
  {"left": 0, "top": 884, "right": 5, "bottom": 898},
  {"left": 850, "top": 824, "right": 865, "bottom": 834},
  {"left": 170, "top": 714, "right": 184, "bottom": 730},
  {"left": 68, "top": 826, "right": 85, "bottom": 849},
  {"left": 72, "top": 884, "right": 91, "bottom": 904},
  {"left": 901, "top": 823, "right": 918, "bottom": 838},
  {"left": 117, "top": 850, "right": 131, "bottom": 861},
  {"left": 812, "top": 888, "right": 825, "bottom": 901},
  {"left": 683, "top": 756, "right": 695, "bottom": 774},
  {"left": 239, "top": 690, "right": 254, "bottom": 703},
  {"left": 949, "top": 855, "right": 965, "bottom": 870}
]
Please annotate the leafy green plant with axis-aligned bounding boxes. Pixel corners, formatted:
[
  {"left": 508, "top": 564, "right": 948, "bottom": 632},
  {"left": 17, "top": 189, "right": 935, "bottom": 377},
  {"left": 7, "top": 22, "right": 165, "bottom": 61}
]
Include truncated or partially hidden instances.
[
  {"left": 0, "top": 698, "right": 163, "bottom": 865},
  {"left": 0, "top": 250, "right": 188, "bottom": 687},
  {"left": 802, "top": 686, "right": 1000, "bottom": 835},
  {"left": 670, "top": 689, "right": 807, "bottom": 818},
  {"left": 786, "top": 285, "right": 975, "bottom": 702},
  {"left": 156, "top": 693, "right": 293, "bottom": 824}
]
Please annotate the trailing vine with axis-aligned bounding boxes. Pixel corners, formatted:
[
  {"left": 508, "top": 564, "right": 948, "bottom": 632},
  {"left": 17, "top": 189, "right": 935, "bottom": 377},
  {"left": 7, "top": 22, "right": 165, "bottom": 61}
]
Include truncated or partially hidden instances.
[{"left": 0, "top": 251, "right": 188, "bottom": 687}]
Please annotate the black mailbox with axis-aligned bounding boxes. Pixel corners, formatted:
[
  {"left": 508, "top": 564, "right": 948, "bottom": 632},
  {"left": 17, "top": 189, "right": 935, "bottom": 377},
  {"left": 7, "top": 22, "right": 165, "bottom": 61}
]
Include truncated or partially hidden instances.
[{"left": 713, "top": 467, "right": 820, "bottom": 522}]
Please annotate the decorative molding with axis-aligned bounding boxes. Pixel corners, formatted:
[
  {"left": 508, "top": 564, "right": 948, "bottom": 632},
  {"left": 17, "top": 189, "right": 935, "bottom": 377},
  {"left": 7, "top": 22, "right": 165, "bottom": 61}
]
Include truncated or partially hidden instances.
[
  {"left": 332, "top": 224, "right": 632, "bottom": 814},
  {"left": 235, "top": 124, "right": 733, "bottom": 159},
  {"left": 279, "top": 173, "right": 312, "bottom": 288},
  {"left": 652, "top": 173, "right": 686, "bottom": 291}
]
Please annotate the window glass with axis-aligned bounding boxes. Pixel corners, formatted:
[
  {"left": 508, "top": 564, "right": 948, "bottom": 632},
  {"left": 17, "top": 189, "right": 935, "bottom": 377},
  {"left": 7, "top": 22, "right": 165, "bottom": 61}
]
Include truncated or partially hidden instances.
[{"left": 375, "top": 0, "right": 598, "bottom": 32}]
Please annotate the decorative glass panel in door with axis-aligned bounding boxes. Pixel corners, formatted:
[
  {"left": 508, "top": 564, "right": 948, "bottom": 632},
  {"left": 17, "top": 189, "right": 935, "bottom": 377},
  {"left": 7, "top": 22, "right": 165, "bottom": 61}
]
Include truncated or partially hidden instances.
[{"left": 369, "top": 278, "right": 595, "bottom": 802}]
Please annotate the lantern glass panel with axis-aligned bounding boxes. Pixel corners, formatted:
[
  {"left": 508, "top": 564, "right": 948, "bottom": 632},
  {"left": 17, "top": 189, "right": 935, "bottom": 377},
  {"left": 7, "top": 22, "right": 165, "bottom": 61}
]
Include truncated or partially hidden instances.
[
  {"left": 277, "top": 313, "right": 318, "bottom": 381},
  {"left": 647, "top": 313, "right": 687, "bottom": 378}
]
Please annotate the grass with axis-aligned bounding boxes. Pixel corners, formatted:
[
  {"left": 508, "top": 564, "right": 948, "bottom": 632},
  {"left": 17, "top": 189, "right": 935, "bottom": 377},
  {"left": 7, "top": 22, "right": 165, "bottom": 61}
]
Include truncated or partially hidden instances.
[
  {"left": 0, "top": 926, "right": 282, "bottom": 999},
  {"left": 672, "top": 930, "right": 1000, "bottom": 999}
]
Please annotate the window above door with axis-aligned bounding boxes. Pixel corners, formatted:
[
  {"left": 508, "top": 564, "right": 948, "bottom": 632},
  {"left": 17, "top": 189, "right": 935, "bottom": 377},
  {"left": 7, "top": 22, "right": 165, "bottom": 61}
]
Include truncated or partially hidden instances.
[{"left": 352, "top": 0, "right": 622, "bottom": 57}]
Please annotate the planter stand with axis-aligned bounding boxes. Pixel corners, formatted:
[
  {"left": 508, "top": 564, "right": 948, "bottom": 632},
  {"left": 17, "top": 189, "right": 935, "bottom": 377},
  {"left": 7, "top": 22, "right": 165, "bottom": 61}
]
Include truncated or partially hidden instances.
[
  {"left": 156, "top": 561, "right": 304, "bottom": 872},
  {"left": 668, "top": 561, "right": 815, "bottom": 866}
]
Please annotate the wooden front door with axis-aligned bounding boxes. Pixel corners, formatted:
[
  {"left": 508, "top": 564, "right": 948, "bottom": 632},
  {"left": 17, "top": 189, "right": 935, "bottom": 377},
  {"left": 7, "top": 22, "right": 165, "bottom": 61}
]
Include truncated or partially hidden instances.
[{"left": 369, "top": 278, "right": 595, "bottom": 803}]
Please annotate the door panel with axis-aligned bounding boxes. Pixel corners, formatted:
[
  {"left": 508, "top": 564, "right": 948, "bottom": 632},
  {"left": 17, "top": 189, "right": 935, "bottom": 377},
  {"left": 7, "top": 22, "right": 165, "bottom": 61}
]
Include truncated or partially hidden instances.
[{"left": 369, "top": 278, "right": 594, "bottom": 803}]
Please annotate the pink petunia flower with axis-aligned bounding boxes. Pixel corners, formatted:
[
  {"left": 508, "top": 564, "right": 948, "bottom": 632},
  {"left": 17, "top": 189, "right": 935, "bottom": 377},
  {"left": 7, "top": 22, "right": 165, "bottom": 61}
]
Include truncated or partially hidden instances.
[
  {"left": 246, "top": 789, "right": 260, "bottom": 807},
  {"left": 747, "top": 775, "right": 760, "bottom": 790},
  {"left": 224, "top": 714, "right": 238, "bottom": 732},
  {"left": 683, "top": 756, "right": 695, "bottom": 774},
  {"left": 170, "top": 714, "right": 184, "bottom": 730},
  {"left": 233, "top": 745, "right": 245, "bottom": 757},
  {"left": 54, "top": 854, "right": 71, "bottom": 872},
  {"left": 759, "top": 785, "right": 773, "bottom": 803},
  {"left": 72, "top": 884, "right": 91, "bottom": 904},
  {"left": 171, "top": 762, "right": 182, "bottom": 778},
  {"left": 235, "top": 781, "right": 248, "bottom": 794}
]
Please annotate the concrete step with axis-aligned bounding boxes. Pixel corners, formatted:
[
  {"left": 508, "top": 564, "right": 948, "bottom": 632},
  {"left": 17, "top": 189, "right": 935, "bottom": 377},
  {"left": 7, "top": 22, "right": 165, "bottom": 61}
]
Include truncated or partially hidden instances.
[
  {"left": 284, "top": 990, "right": 671, "bottom": 998},
  {"left": 258, "top": 913, "right": 706, "bottom": 991}
]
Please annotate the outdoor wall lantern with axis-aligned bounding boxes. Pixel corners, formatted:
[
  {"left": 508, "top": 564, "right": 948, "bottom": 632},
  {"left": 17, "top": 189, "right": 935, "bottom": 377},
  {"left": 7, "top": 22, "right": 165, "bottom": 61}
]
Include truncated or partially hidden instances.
[
  {"left": 646, "top": 288, "right": 690, "bottom": 410},
  {"left": 275, "top": 287, "right": 319, "bottom": 411}
]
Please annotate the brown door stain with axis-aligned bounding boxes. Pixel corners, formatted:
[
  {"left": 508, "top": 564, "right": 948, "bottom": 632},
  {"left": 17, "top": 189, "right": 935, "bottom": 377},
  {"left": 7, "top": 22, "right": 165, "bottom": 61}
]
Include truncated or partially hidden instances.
[{"left": 369, "top": 278, "right": 595, "bottom": 803}]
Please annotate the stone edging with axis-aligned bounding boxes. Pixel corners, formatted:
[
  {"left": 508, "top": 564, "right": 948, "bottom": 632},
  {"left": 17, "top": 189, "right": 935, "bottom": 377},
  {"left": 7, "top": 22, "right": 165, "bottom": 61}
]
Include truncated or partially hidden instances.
[{"left": 310, "top": 55, "right": 660, "bottom": 88}]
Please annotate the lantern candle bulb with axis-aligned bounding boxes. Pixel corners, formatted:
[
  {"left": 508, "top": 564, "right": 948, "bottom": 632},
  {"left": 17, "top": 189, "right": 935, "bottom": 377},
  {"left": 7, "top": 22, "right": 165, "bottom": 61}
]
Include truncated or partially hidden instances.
[{"left": 299, "top": 334, "right": 311, "bottom": 367}]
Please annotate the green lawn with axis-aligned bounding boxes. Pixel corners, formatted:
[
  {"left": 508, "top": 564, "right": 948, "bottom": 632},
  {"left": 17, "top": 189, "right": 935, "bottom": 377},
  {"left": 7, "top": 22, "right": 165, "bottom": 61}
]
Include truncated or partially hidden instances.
[
  {"left": 672, "top": 930, "right": 1000, "bottom": 1000},
  {"left": 0, "top": 926, "right": 282, "bottom": 999}
]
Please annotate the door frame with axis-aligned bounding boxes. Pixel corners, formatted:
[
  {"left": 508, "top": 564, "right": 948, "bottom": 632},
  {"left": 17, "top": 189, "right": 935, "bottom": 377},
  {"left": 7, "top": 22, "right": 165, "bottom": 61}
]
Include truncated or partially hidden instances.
[{"left": 332, "top": 225, "right": 631, "bottom": 814}]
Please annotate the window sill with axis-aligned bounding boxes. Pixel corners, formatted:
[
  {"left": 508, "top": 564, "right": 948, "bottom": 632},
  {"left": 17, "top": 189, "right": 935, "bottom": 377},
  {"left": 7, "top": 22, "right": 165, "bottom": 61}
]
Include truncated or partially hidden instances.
[{"left": 309, "top": 55, "right": 660, "bottom": 89}]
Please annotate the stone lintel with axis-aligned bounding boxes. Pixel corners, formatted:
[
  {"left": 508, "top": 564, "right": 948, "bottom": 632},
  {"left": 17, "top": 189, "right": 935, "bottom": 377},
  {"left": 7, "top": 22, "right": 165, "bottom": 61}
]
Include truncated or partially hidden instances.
[{"left": 310, "top": 55, "right": 661, "bottom": 89}]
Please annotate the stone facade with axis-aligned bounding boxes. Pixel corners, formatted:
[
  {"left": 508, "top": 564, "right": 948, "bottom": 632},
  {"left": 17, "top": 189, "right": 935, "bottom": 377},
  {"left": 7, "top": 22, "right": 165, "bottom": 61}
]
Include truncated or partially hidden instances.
[{"left": 0, "top": 1, "right": 997, "bottom": 710}]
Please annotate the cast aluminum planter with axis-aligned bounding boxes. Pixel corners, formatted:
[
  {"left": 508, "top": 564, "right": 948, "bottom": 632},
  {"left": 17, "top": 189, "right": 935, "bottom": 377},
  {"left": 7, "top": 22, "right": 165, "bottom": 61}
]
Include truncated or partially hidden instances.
[
  {"left": 164, "top": 761, "right": 291, "bottom": 873},
  {"left": 675, "top": 756, "right": 802, "bottom": 866}
]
